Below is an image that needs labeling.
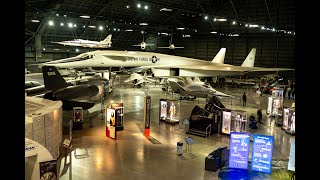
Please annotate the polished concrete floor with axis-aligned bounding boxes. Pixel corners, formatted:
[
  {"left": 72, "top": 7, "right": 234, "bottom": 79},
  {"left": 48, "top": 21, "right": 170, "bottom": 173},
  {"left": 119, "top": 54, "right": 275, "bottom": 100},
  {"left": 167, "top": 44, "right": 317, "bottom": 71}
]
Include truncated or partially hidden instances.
[{"left": 58, "top": 80, "right": 295, "bottom": 180}]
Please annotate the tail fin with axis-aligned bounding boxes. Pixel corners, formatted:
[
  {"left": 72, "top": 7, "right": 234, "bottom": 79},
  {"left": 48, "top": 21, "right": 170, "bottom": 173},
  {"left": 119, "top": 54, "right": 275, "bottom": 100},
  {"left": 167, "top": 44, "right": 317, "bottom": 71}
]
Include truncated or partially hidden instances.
[
  {"left": 101, "top": 34, "right": 112, "bottom": 43},
  {"left": 168, "top": 81, "right": 186, "bottom": 93},
  {"left": 42, "top": 66, "right": 69, "bottom": 91},
  {"left": 193, "top": 77, "right": 201, "bottom": 83},
  {"left": 241, "top": 48, "right": 256, "bottom": 67},
  {"left": 185, "top": 77, "right": 194, "bottom": 85},
  {"left": 212, "top": 48, "right": 226, "bottom": 64}
]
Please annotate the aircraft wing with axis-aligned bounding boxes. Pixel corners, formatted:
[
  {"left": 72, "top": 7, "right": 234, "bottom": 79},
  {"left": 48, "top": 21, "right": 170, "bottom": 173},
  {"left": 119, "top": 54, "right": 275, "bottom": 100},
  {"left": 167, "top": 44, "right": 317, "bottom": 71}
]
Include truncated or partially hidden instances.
[
  {"left": 249, "top": 67, "right": 295, "bottom": 72},
  {"left": 132, "top": 44, "right": 141, "bottom": 46},
  {"left": 135, "top": 79, "right": 146, "bottom": 85}
]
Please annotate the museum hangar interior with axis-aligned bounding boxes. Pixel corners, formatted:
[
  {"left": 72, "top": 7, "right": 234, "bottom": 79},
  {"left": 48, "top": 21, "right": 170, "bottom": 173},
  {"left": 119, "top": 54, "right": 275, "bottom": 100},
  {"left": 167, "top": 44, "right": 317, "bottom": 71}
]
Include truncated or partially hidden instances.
[{"left": 25, "top": 0, "right": 296, "bottom": 180}]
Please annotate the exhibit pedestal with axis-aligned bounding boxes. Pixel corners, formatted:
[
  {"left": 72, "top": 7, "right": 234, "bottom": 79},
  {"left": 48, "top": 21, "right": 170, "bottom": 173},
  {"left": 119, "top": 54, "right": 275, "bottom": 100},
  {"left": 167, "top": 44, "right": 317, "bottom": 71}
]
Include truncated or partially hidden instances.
[
  {"left": 205, "top": 156, "right": 220, "bottom": 172},
  {"left": 73, "top": 120, "right": 83, "bottom": 130}
]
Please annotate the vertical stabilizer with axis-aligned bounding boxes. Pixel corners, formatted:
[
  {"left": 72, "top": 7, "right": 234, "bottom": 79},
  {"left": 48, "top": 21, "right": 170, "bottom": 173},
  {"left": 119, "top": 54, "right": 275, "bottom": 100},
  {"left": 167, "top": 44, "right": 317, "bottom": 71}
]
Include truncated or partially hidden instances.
[
  {"left": 241, "top": 48, "right": 256, "bottom": 67},
  {"left": 42, "top": 66, "right": 68, "bottom": 91},
  {"left": 102, "top": 34, "right": 112, "bottom": 43},
  {"left": 212, "top": 48, "right": 226, "bottom": 64},
  {"left": 185, "top": 77, "right": 194, "bottom": 85},
  {"left": 193, "top": 77, "right": 201, "bottom": 83}
]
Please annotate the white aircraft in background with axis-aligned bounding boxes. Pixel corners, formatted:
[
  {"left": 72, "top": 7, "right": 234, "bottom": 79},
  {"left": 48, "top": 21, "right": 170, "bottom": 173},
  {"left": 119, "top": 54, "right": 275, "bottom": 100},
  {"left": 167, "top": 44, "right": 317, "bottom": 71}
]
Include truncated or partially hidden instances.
[
  {"left": 132, "top": 37, "right": 155, "bottom": 50},
  {"left": 124, "top": 72, "right": 157, "bottom": 86},
  {"left": 168, "top": 80, "right": 234, "bottom": 99},
  {"left": 34, "top": 48, "right": 294, "bottom": 77},
  {"left": 52, "top": 34, "right": 112, "bottom": 48},
  {"left": 157, "top": 35, "right": 184, "bottom": 49}
]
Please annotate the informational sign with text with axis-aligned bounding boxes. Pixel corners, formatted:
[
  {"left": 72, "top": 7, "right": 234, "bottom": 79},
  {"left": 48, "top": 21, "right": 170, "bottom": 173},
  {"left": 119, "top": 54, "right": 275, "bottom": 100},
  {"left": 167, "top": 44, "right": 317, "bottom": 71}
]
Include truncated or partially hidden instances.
[
  {"left": 228, "top": 132, "right": 250, "bottom": 170},
  {"left": 251, "top": 134, "right": 274, "bottom": 174}
]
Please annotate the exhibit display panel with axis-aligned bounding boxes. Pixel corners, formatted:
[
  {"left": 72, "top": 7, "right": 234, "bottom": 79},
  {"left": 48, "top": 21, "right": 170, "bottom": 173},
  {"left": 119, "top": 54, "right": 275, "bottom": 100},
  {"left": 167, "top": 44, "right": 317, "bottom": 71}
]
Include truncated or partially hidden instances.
[
  {"left": 251, "top": 134, "right": 274, "bottom": 174},
  {"left": 282, "top": 108, "right": 295, "bottom": 135},
  {"left": 231, "top": 110, "right": 247, "bottom": 133},
  {"left": 228, "top": 132, "right": 250, "bottom": 170},
  {"left": 267, "top": 96, "right": 283, "bottom": 116},
  {"left": 73, "top": 107, "right": 83, "bottom": 130},
  {"left": 105, "top": 102, "right": 124, "bottom": 139},
  {"left": 288, "top": 139, "right": 295, "bottom": 171},
  {"left": 221, "top": 110, "right": 232, "bottom": 135},
  {"left": 159, "top": 99, "right": 180, "bottom": 123}
]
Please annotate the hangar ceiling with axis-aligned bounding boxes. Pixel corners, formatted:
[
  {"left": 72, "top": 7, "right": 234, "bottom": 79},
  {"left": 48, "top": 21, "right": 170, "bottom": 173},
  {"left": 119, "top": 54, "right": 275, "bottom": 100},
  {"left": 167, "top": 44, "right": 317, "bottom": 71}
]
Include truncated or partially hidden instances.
[{"left": 25, "top": 0, "right": 295, "bottom": 69}]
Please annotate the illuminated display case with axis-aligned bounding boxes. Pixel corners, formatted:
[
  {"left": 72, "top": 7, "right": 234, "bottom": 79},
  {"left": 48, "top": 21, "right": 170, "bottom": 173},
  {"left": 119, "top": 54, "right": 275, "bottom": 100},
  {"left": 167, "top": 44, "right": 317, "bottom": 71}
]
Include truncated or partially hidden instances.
[
  {"left": 73, "top": 107, "right": 83, "bottom": 130},
  {"left": 105, "top": 102, "right": 124, "bottom": 140},
  {"left": 282, "top": 107, "right": 295, "bottom": 135},
  {"left": 230, "top": 110, "right": 247, "bottom": 133},
  {"left": 159, "top": 99, "right": 180, "bottom": 124},
  {"left": 221, "top": 109, "right": 232, "bottom": 135},
  {"left": 266, "top": 96, "right": 283, "bottom": 117}
]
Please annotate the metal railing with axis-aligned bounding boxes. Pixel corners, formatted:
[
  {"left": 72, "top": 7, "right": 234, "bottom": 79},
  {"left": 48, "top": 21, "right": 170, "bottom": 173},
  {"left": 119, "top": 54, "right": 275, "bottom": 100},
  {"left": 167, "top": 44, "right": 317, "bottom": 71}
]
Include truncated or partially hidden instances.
[{"left": 205, "top": 124, "right": 212, "bottom": 138}]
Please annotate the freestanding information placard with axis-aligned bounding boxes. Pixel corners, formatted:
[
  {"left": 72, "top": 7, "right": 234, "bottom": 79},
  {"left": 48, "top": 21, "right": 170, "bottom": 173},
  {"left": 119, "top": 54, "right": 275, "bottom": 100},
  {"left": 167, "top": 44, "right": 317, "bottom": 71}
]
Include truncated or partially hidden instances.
[
  {"left": 228, "top": 132, "right": 250, "bottom": 170},
  {"left": 288, "top": 139, "right": 295, "bottom": 171},
  {"left": 144, "top": 96, "right": 151, "bottom": 137},
  {"left": 251, "top": 134, "right": 274, "bottom": 174}
]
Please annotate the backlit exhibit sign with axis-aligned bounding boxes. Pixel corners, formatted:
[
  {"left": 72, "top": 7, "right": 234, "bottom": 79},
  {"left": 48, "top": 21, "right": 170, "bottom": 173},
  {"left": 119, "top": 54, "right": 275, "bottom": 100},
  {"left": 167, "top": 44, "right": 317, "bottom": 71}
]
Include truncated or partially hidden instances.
[
  {"left": 251, "top": 134, "right": 274, "bottom": 174},
  {"left": 288, "top": 139, "right": 295, "bottom": 171},
  {"left": 222, "top": 111, "right": 231, "bottom": 134},
  {"left": 144, "top": 96, "right": 151, "bottom": 136},
  {"left": 160, "top": 100, "right": 167, "bottom": 120},
  {"left": 267, "top": 97, "right": 272, "bottom": 114},
  {"left": 228, "top": 132, "right": 250, "bottom": 170}
]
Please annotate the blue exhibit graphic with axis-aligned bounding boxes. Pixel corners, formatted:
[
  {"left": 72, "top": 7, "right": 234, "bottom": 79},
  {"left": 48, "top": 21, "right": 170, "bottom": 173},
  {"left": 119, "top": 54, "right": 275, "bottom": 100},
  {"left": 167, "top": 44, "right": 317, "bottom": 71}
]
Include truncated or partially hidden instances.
[
  {"left": 251, "top": 134, "right": 274, "bottom": 174},
  {"left": 288, "top": 139, "right": 295, "bottom": 171},
  {"left": 228, "top": 132, "right": 250, "bottom": 170}
]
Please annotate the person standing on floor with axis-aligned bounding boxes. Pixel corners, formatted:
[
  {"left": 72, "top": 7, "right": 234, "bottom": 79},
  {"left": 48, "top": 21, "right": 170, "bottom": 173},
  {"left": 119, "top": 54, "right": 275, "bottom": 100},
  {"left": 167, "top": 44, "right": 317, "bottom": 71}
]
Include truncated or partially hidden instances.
[
  {"left": 242, "top": 92, "right": 247, "bottom": 106},
  {"left": 257, "top": 108, "right": 263, "bottom": 124}
]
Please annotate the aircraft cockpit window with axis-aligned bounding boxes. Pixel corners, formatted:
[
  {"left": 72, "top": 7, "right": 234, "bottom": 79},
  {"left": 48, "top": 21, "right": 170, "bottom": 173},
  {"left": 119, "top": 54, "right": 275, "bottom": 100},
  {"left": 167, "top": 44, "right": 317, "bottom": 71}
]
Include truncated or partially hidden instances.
[{"left": 79, "top": 54, "right": 91, "bottom": 60}]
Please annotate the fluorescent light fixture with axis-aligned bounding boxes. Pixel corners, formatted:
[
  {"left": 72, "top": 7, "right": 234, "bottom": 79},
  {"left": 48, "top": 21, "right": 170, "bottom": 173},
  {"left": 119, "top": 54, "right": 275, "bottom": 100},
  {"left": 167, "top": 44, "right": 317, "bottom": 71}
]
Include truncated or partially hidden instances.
[
  {"left": 125, "top": 29, "right": 133, "bottom": 32},
  {"left": 76, "top": 49, "right": 79, "bottom": 52},
  {"left": 141, "top": 31, "right": 144, "bottom": 34},
  {"left": 60, "top": 23, "right": 64, "bottom": 26},
  {"left": 88, "top": 25, "right": 96, "bottom": 28},
  {"left": 231, "top": 34, "right": 239, "bottom": 36},
  {"left": 214, "top": 18, "right": 217, "bottom": 21},
  {"left": 210, "top": 31, "right": 217, "bottom": 34},
  {"left": 139, "top": 23, "right": 148, "bottom": 26},
  {"left": 177, "top": 28, "right": 185, "bottom": 30},
  {"left": 158, "top": 32, "right": 160, "bottom": 35},
  {"left": 249, "top": 24, "right": 259, "bottom": 27},
  {"left": 99, "top": 26, "right": 103, "bottom": 30},
  {"left": 204, "top": 16, "right": 208, "bottom": 20},
  {"left": 64, "top": 15, "right": 66, "bottom": 17},
  {"left": 48, "top": 21, "right": 54, "bottom": 26},
  {"left": 126, "top": 5, "right": 129, "bottom": 8},
  {"left": 31, "top": 19, "right": 39, "bottom": 22},
  {"left": 137, "top": 4, "right": 141, "bottom": 8},
  {"left": 261, "top": 26, "right": 265, "bottom": 30},
  {"left": 216, "top": 18, "right": 227, "bottom": 21},
  {"left": 160, "top": 8, "right": 172, "bottom": 11},
  {"left": 42, "top": 48, "right": 45, "bottom": 50},
  {"left": 182, "top": 34, "right": 191, "bottom": 37},
  {"left": 144, "top": 5, "right": 148, "bottom": 10},
  {"left": 80, "top": 15, "right": 90, "bottom": 19},
  {"left": 293, "top": 32, "right": 295, "bottom": 35},
  {"left": 272, "top": 28, "right": 275, "bottom": 31},
  {"left": 232, "top": 21, "right": 236, "bottom": 25},
  {"left": 68, "top": 23, "right": 73, "bottom": 28},
  {"left": 161, "top": 32, "right": 168, "bottom": 35},
  {"left": 245, "top": 24, "right": 248, "bottom": 27},
  {"left": 113, "top": 28, "right": 116, "bottom": 31},
  {"left": 56, "top": 13, "right": 59, "bottom": 16},
  {"left": 53, "top": 48, "right": 60, "bottom": 50},
  {"left": 118, "top": 29, "right": 120, "bottom": 31},
  {"left": 73, "top": 24, "right": 77, "bottom": 27},
  {"left": 83, "top": 25, "right": 86, "bottom": 28}
]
